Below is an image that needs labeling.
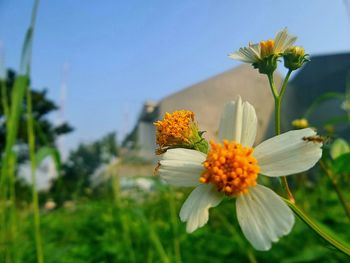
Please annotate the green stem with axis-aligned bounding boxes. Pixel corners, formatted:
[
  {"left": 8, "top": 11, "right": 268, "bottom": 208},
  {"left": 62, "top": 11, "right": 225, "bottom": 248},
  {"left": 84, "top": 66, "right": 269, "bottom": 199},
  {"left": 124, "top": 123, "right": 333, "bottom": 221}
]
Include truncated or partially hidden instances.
[
  {"left": 268, "top": 71, "right": 295, "bottom": 203},
  {"left": 284, "top": 198, "right": 350, "bottom": 256},
  {"left": 279, "top": 69, "right": 292, "bottom": 101},
  {"left": 274, "top": 98, "right": 281, "bottom": 135},
  {"left": 320, "top": 160, "right": 350, "bottom": 221},
  {"left": 267, "top": 73, "right": 278, "bottom": 100},
  {"left": 26, "top": 88, "right": 44, "bottom": 263}
]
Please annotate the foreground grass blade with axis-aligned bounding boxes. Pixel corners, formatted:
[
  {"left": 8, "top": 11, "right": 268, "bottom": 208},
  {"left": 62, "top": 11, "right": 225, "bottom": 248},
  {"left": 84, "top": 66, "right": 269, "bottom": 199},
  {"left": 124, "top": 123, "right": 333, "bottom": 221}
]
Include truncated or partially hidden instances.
[
  {"left": 26, "top": 87, "right": 44, "bottom": 263},
  {"left": 284, "top": 198, "right": 350, "bottom": 256}
]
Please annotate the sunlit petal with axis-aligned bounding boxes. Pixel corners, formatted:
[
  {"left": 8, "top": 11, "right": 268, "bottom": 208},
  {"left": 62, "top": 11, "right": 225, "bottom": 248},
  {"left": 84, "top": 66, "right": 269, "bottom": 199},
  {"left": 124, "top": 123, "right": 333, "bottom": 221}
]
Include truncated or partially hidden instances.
[
  {"left": 236, "top": 185, "right": 294, "bottom": 251},
  {"left": 218, "top": 96, "right": 257, "bottom": 147},
  {"left": 254, "top": 128, "right": 322, "bottom": 177},
  {"left": 180, "top": 184, "right": 223, "bottom": 233},
  {"left": 159, "top": 148, "right": 205, "bottom": 187}
]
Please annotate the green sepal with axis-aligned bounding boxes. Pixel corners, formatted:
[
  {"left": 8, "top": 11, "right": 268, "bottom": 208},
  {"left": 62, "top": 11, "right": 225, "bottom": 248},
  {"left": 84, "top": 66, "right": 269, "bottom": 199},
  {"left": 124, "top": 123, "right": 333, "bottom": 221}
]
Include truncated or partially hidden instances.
[{"left": 252, "top": 54, "right": 278, "bottom": 75}]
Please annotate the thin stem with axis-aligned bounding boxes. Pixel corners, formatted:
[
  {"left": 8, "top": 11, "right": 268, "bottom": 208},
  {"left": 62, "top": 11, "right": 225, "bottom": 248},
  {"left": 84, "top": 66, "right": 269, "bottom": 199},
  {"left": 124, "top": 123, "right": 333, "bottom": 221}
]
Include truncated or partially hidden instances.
[
  {"left": 268, "top": 71, "right": 295, "bottom": 203},
  {"left": 26, "top": 88, "right": 44, "bottom": 263},
  {"left": 267, "top": 73, "right": 278, "bottom": 100},
  {"left": 320, "top": 160, "right": 350, "bottom": 221},
  {"left": 279, "top": 69, "right": 293, "bottom": 101},
  {"left": 274, "top": 98, "right": 281, "bottom": 135},
  {"left": 284, "top": 198, "right": 350, "bottom": 256}
]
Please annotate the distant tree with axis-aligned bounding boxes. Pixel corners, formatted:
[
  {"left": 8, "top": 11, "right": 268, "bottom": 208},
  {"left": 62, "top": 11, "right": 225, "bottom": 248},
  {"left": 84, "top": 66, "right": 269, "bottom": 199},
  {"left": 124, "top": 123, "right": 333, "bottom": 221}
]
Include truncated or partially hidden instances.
[
  {"left": 50, "top": 132, "right": 119, "bottom": 201},
  {"left": 0, "top": 69, "right": 73, "bottom": 160}
]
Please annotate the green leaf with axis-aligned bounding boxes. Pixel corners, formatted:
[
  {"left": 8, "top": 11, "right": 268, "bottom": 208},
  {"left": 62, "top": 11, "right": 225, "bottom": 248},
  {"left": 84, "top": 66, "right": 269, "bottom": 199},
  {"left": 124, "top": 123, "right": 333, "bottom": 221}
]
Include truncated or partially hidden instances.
[
  {"left": 332, "top": 152, "right": 350, "bottom": 175},
  {"left": 330, "top": 138, "right": 350, "bottom": 159}
]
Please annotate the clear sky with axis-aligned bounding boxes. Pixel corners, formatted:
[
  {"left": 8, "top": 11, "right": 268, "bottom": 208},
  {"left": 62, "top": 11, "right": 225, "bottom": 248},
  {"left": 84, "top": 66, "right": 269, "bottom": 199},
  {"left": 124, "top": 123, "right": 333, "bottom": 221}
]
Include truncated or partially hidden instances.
[{"left": 1, "top": 0, "right": 350, "bottom": 156}]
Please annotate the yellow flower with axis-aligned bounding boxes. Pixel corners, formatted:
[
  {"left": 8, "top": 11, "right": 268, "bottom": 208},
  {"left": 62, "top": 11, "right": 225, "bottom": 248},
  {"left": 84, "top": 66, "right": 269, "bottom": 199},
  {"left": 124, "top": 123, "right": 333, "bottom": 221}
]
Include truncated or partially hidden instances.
[
  {"left": 154, "top": 110, "right": 206, "bottom": 154},
  {"left": 229, "top": 28, "right": 297, "bottom": 63},
  {"left": 200, "top": 140, "right": 259, "bottom": 196}
]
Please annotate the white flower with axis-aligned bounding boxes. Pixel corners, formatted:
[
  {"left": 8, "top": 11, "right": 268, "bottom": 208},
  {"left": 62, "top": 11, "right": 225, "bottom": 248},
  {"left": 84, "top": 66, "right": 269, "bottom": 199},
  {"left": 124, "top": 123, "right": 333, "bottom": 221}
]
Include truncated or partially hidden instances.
[
  {"left": 158, "top": 96, "right": 322, "bottom": 251},
  {"left": 229, "top": 28, "right": 297, "bottom": 63}
]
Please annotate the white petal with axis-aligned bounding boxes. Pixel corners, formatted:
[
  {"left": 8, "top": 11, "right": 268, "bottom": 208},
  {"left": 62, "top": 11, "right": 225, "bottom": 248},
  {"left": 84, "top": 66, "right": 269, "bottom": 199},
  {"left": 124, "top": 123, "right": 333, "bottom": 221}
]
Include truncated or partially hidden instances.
[
  {"left": 180, "top": 184, "right": 223, "bottom": 233},
  {"left": 254, "top": 128, "right": 322, "bottom": 177},
  {"left": 159, "top": 148, "right": 206, "bottom": 187},
  {"left": 229, "top": 46, "right": 259, "bottom": 63},
  {"left": 274, "top": 28, "right": 297, "bottom": 53},
  {"left": 218, "top": 96, "right": 257, "bottom": 147},
  {"left": 248, "top": 42, "right": 261, "bottom": 58},
  {"left": 236, "top": 185, "right": 294, "bottom": 251}
]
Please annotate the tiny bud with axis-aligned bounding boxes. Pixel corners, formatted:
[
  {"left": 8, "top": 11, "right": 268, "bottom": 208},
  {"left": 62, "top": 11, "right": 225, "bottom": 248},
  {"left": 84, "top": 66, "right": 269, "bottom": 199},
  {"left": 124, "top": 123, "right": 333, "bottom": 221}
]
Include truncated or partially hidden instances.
[
  {"left": 292, "top": 118, "right": 309, "bottom": 129},
  {"left": 283, "top": 46, "right": 309, "bottom": 70}
]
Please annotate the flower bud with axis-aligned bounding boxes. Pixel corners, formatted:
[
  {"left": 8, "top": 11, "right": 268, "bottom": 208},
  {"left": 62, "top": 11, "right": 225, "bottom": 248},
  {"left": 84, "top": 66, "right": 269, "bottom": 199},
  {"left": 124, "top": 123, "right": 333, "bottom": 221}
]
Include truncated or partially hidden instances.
[
  {"left": 292, "top": 118, "right": 309, "bottom": 129},
  {"left": 283, "top": 46, "right": 309, "bottom": 70},
  {"left": 154, "top": 110, "right": 208, "bottom": 154}
]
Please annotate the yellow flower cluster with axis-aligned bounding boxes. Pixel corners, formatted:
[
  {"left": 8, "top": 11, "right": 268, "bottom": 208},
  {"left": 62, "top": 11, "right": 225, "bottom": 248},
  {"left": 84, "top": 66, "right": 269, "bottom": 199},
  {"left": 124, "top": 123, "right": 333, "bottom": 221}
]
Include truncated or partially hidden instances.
[
  {"left": 154, "top": 110, "right": 197, "bottom": 153},
  {"left": 200, "top": 140, "right": 260, "bottom": 196}
]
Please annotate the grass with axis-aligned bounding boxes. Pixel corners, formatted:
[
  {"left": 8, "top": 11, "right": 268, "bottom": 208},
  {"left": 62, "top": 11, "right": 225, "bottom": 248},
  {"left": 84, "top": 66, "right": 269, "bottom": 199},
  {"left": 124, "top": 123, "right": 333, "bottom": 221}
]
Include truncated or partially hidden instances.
[{"left": 11, "top": 174, "right": 350, "bottom": 263}]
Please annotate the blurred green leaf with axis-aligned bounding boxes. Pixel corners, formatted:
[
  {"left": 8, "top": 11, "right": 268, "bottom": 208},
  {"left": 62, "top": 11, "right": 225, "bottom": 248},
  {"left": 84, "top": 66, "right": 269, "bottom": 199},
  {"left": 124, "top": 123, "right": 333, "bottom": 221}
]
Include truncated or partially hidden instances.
[
  {"left": 330, "top": 138, "right": 350, "bottom": 160},
  {"left": 332, "top": 153, "right": 350, "bottom": 175}
]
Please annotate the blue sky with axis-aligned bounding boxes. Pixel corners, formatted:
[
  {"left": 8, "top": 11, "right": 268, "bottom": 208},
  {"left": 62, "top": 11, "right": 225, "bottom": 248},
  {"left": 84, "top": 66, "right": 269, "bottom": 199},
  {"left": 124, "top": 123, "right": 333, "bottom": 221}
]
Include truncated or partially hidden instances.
[{"left": 1, "top": 0, "right": 350, "bottom": 156}]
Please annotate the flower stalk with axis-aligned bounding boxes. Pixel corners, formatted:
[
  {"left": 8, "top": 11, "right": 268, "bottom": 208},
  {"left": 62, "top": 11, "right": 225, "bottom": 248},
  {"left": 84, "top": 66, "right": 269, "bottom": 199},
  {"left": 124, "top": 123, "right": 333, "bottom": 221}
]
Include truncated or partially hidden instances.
[
  {"left": 284, "top": 198, "right": 350, "bottom": 256},
  {"left": 268, "top": 70, "right": 295, "bottom": 203}
]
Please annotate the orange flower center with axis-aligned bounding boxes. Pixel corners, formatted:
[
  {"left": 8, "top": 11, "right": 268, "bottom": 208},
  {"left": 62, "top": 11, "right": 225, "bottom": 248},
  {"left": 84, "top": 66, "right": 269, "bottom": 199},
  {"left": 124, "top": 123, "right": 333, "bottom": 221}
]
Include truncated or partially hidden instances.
[
  {"left": 154, "top": 110, "right": 196, "bottom": 150},
  {"left": 200, "top": 141, "right": 260, "bottom": 196},
  {"left": 260, "top": 39, "right": 275, "bottom": 58}
]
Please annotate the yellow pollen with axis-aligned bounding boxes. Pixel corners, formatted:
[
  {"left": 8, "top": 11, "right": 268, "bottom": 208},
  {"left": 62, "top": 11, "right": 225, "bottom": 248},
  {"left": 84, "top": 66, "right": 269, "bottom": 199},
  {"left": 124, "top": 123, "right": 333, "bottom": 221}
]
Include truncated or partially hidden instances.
[
  {"left": 260, "top": 39, "right": 275, "bottom": 58},
  {"left": 200, "top": 140, "right": 260, "bottom": 197},
  {"left": 154, "top": 110, "right": 196, "bottom": 152}
]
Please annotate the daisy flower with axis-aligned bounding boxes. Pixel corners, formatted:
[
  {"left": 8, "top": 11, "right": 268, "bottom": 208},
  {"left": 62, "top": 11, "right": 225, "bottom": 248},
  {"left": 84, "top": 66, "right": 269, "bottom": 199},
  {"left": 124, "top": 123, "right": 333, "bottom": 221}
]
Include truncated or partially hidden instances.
[
  {"left": 229, "top": 28, "right": 297, "bottom": 64},
  {"left": 157, "top": 96, "right": 322, "bottom": 251}
]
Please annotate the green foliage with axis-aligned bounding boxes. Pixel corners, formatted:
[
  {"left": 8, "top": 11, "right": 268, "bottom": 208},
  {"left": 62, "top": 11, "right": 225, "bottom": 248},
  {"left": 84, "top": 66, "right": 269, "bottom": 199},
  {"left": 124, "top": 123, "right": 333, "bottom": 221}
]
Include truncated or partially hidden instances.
[
  {"left": 332, "top": 153, "right": 350, "bottom": 175},
  {"left": 13, "top": 175, "right": 350, "bottom": 263},
  {"left": 49, "top": 132, "right": 119, "bottom": 201}
]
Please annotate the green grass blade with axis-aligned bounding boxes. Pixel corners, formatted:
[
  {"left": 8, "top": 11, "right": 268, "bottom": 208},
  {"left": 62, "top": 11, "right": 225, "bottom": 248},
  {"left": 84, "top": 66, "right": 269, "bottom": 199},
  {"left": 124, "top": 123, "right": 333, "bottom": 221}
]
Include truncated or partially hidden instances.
[{"left": 284, "top": 198, "right": 350, "bottom": 256}]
